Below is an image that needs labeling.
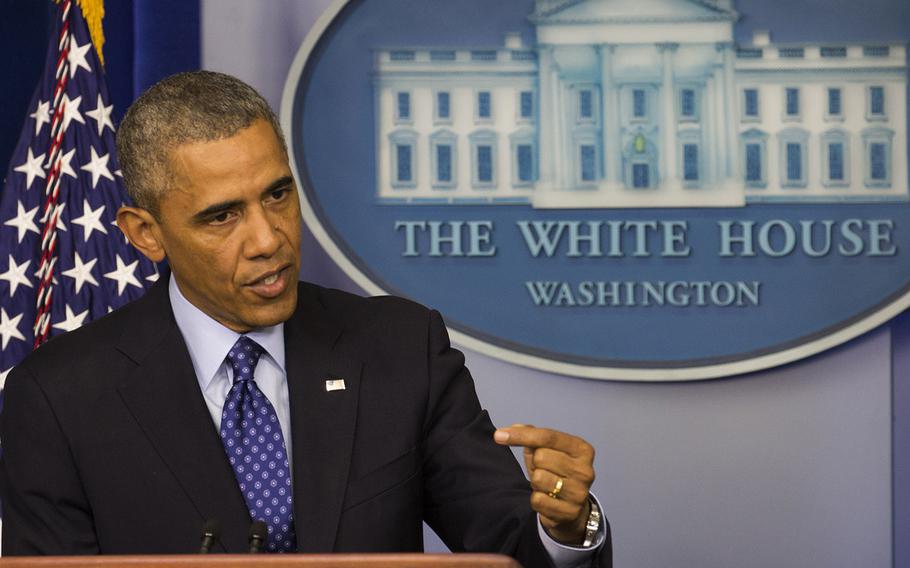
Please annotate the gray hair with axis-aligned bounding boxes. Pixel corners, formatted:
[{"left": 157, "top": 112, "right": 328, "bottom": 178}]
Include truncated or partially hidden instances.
[{"left": 116, "top": 70, "right": 286, "bottom": 217}]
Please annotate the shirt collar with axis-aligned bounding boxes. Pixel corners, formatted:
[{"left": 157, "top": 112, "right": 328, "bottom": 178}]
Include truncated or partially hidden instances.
[{"left": 169, "top": 274, "right": 286, "bottom": 390}]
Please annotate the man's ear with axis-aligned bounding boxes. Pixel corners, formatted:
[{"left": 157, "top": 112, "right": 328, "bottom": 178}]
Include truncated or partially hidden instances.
[{"left": 116, "top": 206, "right": 167, "bottom": 263}]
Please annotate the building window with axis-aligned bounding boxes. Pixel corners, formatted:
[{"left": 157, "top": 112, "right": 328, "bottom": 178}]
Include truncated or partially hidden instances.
[
  {"left": 436, "top": 145, "right": 452, "bottom": 182},
  {"left": 430, "top": 50, "right": 456, "bottom": 61},
  {"left": 779, "top": 128, "right": 809, "bottom": 188},
  {"left": 746, "top": 144, "right": 762, "bottom": 183},
  {"left": 477, "top": 91, "right": 492, "bottom": 120},
  {"left": 821, "top": 46, "right": 847, "bottom": 58},
  {"left": 396, "top": 92, "right": 411, "bottom": 122},
  {"left": 680, "top": 89, "right": 697, "bottom": 120},
  {"left": 389, "top": 130, "right": 418, "bottom": 189},
  {"left": 742, "top": 89, "right": 759, "bottom": 120},
  {"left": 741, "top": 128, "right": 768, "bottom": 188},
  {"left": 579, "top": 89, "right": 594, "bottom": 120},
  {"left": 430, "top": 130, "right": 457, "bottom": 189},
  {"left": 779, "top": 47, "right": 805, "bottom": 59},
  {"left": 683, "top": 144, "right": 699, "bottom": 181},
  {"left": 390, "top": 50, "right": 415, "bottom": 61},
  {"left": 517, "top": 145, "right": 534, "bottom": 183},
  {"left": 632, "top": 89, "right": 647, "bottom": 119},
  {"left": 519, "top": 91, "right": 534, "bottom": 120},
  {"left": 397, "top": 145, "right": 413, "bottom": 182},
  {"left": 827, "top": 88, "right": 843, "bottom": 119},
  {"left": 868, "top": 86, "right": 886, "bottom": 119},
  {"left": 821, "top": 130, "right": 850, "bottom": 187},
  {"left": 580, "top": 144, "right": 596, "bottom": 182},
  {"left": 784, "top": 88, "right": 800, "bottom": 119},
  {"left": 470, "top": 130, "right": 497, "bottom": 188},
  {"left": 510, "top": 130, "right": 536, "bottom": 187},
  {"left": 786, "top": 144, "right": 802, "bottom": 181},
  {"left": 737, "top": 48, "right": 763, "bottom": 59},
  {"left": 870, "top": 144, "right": 887, "bottom": 180},
  {"left": 436, "top": 92, "right": 451, "bottom": 121},
  {"left": 861, "top": 127, "right": 893, "bottom": 188},
  {"left": 863, "top": 46, "right": 890, "bottom": 57},
  {"left": 477, "top": 146, "right": 493, "bottom": 182},
  {"left": 828, "top": 143, "right": 845, "bottom": 181}
]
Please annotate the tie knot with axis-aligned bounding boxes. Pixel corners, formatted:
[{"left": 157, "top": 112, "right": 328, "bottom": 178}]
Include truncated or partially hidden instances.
[{"left": 226, "top": 336, "right": 265, "bottom": 384}]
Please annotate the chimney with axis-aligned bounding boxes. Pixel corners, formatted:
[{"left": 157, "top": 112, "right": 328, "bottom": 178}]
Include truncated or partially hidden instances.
[
  {"left": 505, "top": 32, "right": 523, "bottom": 50},
  {"left": 752, "top": 30, "right": 771, "bottom": 46}
]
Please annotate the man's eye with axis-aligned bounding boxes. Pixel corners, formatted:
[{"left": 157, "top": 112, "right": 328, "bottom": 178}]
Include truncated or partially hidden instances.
[
  {"left": 268, "top": 188, "right": 289, "bottom": 202},
  {"left": 209, "top": 211, "right": 234, "bottom": 225}
]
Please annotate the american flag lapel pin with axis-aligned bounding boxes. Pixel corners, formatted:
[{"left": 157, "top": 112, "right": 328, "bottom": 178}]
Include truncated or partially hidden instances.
[{"left": 325, "top": 378, "right": 346, "bottom": 392}]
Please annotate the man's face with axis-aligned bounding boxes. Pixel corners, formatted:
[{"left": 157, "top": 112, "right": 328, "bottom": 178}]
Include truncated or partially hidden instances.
[{"left": 154, "top": 119, "right": 302, "bottom": 332}]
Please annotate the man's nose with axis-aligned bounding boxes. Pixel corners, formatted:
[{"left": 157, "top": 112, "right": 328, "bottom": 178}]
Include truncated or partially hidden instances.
[{"left": 243, "top": 206, "right": 282, "bottom": 258}]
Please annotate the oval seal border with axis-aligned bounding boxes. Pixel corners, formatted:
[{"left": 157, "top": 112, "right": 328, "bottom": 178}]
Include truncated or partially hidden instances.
[{"left": 280, "top": 0, "right": 910, "bottom": 381}]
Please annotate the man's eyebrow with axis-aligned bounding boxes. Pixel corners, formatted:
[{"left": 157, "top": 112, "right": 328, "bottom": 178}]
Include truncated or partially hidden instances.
[
  {"left": 261, "top": 176, "right": 294, "bottom": 197},
  {"left": 191, "top": 177, "right": 294, "bottom": 222},
  {"left": 192, "top": 199, "right": 244, "bottom": 222}
]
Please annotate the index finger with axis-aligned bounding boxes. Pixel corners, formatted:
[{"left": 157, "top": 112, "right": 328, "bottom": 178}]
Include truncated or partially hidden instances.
[{"left": 493, "top": 424, "right": 591, "bottom": 458}]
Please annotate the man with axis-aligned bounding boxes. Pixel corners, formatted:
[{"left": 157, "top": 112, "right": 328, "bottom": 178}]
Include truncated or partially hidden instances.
[{"left": 0, "top": 71, "right": 611, "bottom": 566}]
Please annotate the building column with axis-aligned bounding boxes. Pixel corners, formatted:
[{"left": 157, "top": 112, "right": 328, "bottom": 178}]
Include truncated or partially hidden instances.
[
  {"left": 537, "top": 46, "right": 556, "bottom": 190},
  {"left": 658, "top": 43, "right": 679, "bottom": 189},
  {"left": 551, "top": 57, "right": 567, "bottom": 188},
  {"left": 712, "top": 63, "right": 728, "bottom": 182},
  {"left": 721, "top": 42, "right": 741, "bottom": 181},
  {"left": 598, "top": 44, "right": 621, "bottom": 189},
  {"left": 704, "top": 76, "right": 717, "bottom": 186}
]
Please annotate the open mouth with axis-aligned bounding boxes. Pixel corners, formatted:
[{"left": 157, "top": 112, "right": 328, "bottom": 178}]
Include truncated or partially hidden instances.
[{"left": 246, "top": 265, "right": 291, "bottom": 299}]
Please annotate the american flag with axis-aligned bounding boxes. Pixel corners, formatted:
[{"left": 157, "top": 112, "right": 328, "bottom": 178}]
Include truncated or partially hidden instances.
[{"left": 0, "top": 0, "right": 157, "bottom": 389}]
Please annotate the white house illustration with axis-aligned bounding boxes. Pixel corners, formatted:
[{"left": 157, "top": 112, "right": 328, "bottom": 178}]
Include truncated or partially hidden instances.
[{"left": 374, "top": 0, "right": 908, "bottom": 208}]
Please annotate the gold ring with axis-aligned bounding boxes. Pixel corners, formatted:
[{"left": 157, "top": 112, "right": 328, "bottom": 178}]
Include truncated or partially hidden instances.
[{"left": 547, "top": 477, "right": 564, "bottom": 499}]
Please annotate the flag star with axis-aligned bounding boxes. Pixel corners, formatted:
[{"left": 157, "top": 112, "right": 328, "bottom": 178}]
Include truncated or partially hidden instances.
[
  {"left": 0, "top": 368, "right": 11, "bottom": 390},
  {"left": 40, "top": 202, "right": 67, "bottom": 232},
  {"left": 67, "top": 37, "right": 93, "bottom": 78},
  {"left": 30, "top": 100, "right": 51, "bottom": 136},
  {"left": 104, "top": 255, "right": 142, "bottom": 295},
  {"left": 80, "top": 147, "right": 114, "bottom": 188},
  {"left": 146, "top": 272, "right": 160, "bottom": 283},
  {"left": 33, "top": 264, "right": 59, "bottom": 286},
  {"left": 71, "top": 199, "right": 107, "bottom": 241},
  {"left": 60, "top": 94, "right": 85, "bottom": 131},
  {"left": 62, "top": 252, "right": 99, "bottom": 293},
  {"left": 14, "top": 148, "right": 47, "bottom": 190},
  {"left": 85, "top": 94, "right": 114, "bottom": 136},
  {"left": 49, "top": 147, "right": 79, "bottom": 180},
  {"left": 0, "top": 308, "right": 26, "bottom": 349},
  {"left": 114, "top": 169, "right": 123, "bottom": 177},
  {"left": 0, "top": 256, "right": 33, "bottom": 297},
  {"left": 52, "top": 305, "right": 90, "bottom": 333},
  {"left": 4, "top": 202, "right": 40, "bottom": 243}
]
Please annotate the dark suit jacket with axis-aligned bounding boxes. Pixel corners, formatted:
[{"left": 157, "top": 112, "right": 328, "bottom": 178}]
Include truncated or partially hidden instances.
[{"left": 0, "top": 279, "right": 611, "bottom": 566}]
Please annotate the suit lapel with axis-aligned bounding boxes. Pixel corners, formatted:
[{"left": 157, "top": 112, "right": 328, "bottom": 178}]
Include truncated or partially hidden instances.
[
  {"left": 115, "top": 280, "right": 251, "bottom": 552},
  {"left": 285, "top": 285, "right": 361, "bottom": 552}
]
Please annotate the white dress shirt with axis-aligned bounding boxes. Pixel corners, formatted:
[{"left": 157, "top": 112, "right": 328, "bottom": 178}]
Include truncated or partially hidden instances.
[{"left": 168, "top": 275, "right": 601, "bottom": 564}]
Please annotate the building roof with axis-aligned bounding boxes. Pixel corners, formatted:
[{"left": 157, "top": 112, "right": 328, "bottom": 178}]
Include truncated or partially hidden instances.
[{"left": 531, "top": 0, "right": 737, "bottom": 23}]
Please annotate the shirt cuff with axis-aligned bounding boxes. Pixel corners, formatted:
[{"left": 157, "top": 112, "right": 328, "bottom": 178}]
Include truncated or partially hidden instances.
[{"left": 538, "top": 493, "right": 606, "bottom": 568}]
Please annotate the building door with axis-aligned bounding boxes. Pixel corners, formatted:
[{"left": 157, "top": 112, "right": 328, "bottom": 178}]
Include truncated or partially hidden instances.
[{"left": 633, "top": 163, "right": 650, "bottom": 188}]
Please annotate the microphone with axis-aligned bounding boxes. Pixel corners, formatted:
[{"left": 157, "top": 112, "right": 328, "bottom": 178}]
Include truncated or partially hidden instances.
[
  {"left": 248, "top": 520, "right": 268, "bottom": 553},
  {"left": 198, "top": 519, "right": 221, "bottom": 554}
]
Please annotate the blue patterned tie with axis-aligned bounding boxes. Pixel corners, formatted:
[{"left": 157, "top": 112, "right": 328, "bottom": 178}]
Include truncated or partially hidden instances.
[{"left": 220, "top": 336, "right": 297, "bottom": 552}]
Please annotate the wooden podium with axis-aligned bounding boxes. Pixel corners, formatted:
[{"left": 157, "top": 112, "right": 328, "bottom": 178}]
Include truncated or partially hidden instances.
[{"left": 0, "top": 554, "right": 521, "bottom": 567}]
